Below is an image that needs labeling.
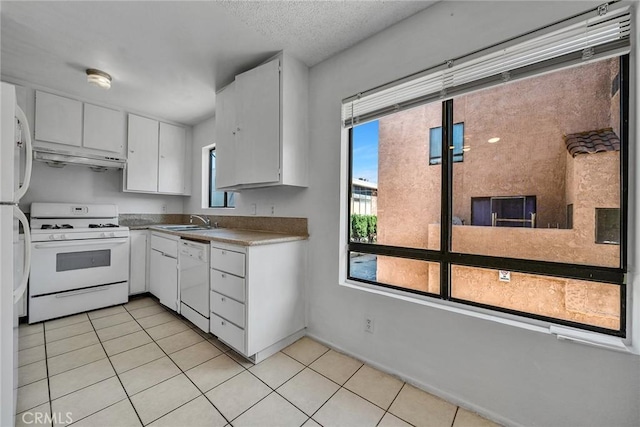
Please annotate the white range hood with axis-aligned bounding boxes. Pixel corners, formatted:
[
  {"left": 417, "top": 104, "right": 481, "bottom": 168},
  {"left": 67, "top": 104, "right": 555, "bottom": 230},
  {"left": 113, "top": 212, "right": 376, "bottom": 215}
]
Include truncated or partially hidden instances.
[{"left": 33, "top": 148, "right": 125, "bottom": 171}]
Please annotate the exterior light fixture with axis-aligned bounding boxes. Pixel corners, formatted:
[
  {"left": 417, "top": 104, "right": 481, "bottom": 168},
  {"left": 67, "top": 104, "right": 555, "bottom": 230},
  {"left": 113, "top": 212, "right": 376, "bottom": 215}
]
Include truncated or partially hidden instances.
[
  {"left": 487, "top": 137, "right": 500, "bottom": 143},
  {"left": 86, "top": 68, "right": 112, "bottom": 89}
]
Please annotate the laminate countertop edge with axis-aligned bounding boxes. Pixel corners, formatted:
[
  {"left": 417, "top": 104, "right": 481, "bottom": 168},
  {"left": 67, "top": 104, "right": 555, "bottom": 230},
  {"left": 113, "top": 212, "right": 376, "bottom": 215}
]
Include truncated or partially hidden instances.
[{"left": 131, "top": 224, "right": 308, "bottom": 246}]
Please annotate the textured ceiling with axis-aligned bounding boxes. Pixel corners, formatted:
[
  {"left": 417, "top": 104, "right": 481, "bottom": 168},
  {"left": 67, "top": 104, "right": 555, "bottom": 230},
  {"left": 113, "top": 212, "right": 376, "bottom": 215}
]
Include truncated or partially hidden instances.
[
  {"left": 219, "top": 1, "right": 438, "bottom": 67},
  {"left": 1, "top": 1, "right": 437, "bottom": 125}
]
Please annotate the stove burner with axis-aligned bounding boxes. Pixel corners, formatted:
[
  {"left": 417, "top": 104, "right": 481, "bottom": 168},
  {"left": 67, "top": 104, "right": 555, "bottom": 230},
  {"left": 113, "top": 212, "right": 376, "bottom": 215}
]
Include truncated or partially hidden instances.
[
  {"left": 41, "top": 224, "right": 73, "bottom": 230},
  {"left": 88, "top": 223, "right": 119, "bottom": 228}
]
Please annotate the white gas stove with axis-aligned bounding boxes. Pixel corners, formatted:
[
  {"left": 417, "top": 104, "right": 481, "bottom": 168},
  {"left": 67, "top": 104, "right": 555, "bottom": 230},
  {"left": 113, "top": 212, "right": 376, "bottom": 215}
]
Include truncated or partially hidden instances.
[
  {"left": 29, "top": 203, "right": 130, "bottom": 323},
  {"left": 30, "top": 202, "right": 129, "bottom": 242}
]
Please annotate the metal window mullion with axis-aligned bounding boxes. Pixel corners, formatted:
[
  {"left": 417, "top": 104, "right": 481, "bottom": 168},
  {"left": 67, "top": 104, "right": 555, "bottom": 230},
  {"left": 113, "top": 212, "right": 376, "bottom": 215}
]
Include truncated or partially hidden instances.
[{"left": 440, "top": 100, "right": 453, "bottom": 299}]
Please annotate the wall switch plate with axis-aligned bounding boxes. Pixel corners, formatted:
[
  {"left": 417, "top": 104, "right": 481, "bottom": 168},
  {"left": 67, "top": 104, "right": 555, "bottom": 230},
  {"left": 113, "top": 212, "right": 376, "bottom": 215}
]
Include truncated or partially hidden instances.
[
  {"left": 251, "top": 203, "right": 257, "bottom": 215},
  {"left": 365, "top": 317, "right": 374, "bottom": 333}
]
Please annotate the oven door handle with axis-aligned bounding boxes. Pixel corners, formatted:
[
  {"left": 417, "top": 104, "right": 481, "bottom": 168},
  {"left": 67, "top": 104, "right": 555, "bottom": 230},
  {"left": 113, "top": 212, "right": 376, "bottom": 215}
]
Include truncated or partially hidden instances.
[
  {"left": 55, "top": 286, "right": 110, "bottom": 298},
  {"left": 33, "top": 238, "right": 129, "bottom": 249}
]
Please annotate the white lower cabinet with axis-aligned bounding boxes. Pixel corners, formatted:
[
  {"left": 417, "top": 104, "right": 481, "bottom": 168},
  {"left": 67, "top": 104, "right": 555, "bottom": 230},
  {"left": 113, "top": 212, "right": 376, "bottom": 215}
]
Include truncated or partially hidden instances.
[
  {"left": 209, "top": 240, "right": 306, "bottom": 363},
  {"left": 150, "top": 232, "right": 179, "bottom": 311},
  {"left": 129, "top": 230, "right": 148, "bottom": 295}
]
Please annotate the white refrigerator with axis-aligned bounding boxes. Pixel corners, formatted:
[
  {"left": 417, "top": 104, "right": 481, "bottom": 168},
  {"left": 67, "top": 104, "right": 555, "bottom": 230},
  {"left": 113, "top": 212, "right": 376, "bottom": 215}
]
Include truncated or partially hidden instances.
[{"left": 1, "top": 82, "right": 33, "bottom": 427}]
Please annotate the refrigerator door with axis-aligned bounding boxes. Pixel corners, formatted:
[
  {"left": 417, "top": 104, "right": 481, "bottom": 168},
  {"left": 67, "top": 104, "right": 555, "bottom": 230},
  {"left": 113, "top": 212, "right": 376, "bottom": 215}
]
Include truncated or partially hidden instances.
[
  {"left": 0, "top": 82, "right": 32, "bottom": 204},
  {"left": 13, "top": 206, "right": 30, "bottom": 304},
  {"left": 14, "top": 105, "right": 32, "bottom": 202},
  {"left": 0, "top": 206, "right": 16, "bottom": 427},
  {"left": 0, "top": 82, "right": 16, "bottom": 202}
]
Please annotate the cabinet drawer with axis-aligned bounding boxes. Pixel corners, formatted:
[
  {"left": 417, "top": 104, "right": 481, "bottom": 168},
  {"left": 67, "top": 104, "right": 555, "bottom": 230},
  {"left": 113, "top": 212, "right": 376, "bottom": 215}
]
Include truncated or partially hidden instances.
[
  {"left": 151, "top": 233, "right": 178, "bottom": 258},
  {"left": 210, "top": 269, "right": 245, "bottom": 303},
  {"left": 210, "top": 247, "right": 245, "bottom": 277},
  {"left": 210, "top": 312, "right": 245, "bottom": 354},
  {"left": 210, "top": 290, "right": 245, "bottom": 328}
]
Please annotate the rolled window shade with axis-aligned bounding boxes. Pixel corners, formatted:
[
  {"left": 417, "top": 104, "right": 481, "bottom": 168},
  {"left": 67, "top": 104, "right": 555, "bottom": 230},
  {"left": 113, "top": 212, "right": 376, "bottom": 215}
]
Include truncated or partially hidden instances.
[{"left": 342, "top": 5, "right": 631, "bottom": 128}]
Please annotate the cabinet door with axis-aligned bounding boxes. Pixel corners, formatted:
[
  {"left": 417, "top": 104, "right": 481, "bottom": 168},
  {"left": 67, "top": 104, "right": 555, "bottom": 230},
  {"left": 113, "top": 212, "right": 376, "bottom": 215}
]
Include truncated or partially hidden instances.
[
  {"left": 126, "top": 114, "right": 159, "bottom": 192},
  {"left": 214, "top": 83, "right": 237, "bottom": 189},
  {"left": 158, "top": 122, "right": 186, "bottom": 194},
  {"left": 34, "top": 91, "right": 82, "bottom": 147},
  {"left": 236, "top": 59, "right": 280, "bottom": 185},
  {"left": 83, "top": 103, "right": 125, "bottom": 153},
  {"left": 129, "top": 231, "right": 148, "bottom": 295},
  {"left": 150, "top": 249, "right": 178, "bottom": 311}
]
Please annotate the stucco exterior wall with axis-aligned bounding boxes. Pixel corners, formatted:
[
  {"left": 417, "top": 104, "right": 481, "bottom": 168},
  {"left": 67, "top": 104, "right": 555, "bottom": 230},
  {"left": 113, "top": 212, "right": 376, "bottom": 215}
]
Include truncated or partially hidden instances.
[
  {"left": 450, "top": 265, "right": 620, "bottom": 330},
  {"left": 377, "top": 59, "right": 620, "bottom": 294}
]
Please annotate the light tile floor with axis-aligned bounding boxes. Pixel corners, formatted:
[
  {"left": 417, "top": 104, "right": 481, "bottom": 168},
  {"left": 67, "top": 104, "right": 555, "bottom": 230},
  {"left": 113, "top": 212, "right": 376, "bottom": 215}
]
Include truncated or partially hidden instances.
[{"left": 16, "top": 296, "right": 500, "bottom": 427}]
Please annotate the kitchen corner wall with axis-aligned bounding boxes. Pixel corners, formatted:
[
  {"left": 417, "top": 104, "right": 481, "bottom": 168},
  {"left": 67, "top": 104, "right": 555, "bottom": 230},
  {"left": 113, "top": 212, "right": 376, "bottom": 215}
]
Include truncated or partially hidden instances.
[{"left": 11, "top": 83, "right": 186, "bottom": 214}]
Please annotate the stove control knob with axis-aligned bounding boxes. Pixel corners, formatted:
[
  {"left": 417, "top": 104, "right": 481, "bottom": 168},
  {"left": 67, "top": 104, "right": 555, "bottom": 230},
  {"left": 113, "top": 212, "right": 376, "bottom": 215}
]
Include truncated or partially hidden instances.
[
  {"left": 109, "top": 232, "right": 116, "bottom": 238},
  {"left": 49, "top": 235, "right": 55, "bottom": 240},
  {"left": 100, "top": 232, "right": 107, "bottom": 238},
  {"left": 60, "top": 234, "right": 67, "bottom": 240}
]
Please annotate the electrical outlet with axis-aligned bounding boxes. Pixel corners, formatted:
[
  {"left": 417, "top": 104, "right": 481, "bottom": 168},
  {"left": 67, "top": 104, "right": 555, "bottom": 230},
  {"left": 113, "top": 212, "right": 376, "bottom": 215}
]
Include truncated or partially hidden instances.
[
  {"left": 161, "top": 204, "right": 167, "bottom": 213},
  {"left": 270, "top": 205, "right": 275, "bottom": 215},
  {"left": 364, "top": 317, "right": 374, "bottom": 333}
]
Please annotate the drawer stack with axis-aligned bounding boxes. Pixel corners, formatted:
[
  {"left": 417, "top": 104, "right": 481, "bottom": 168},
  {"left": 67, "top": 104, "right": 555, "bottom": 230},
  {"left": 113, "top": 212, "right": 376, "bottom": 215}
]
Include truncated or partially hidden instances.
[{"left": 209, "top": 245, "right": 246, "bottom": 353}]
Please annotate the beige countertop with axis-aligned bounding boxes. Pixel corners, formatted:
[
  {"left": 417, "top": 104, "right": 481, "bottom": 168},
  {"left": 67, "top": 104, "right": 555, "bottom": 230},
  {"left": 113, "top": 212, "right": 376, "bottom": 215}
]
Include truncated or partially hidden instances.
[{"left": 135, "top": 224, "right": 307, "bottom": 246}]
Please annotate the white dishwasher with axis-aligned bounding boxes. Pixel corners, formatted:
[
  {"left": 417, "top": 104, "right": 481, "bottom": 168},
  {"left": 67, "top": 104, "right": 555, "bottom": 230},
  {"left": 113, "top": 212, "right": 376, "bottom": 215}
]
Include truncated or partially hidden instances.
[{"left": 179, "top": 240, "right": 210, "bottom": 332}]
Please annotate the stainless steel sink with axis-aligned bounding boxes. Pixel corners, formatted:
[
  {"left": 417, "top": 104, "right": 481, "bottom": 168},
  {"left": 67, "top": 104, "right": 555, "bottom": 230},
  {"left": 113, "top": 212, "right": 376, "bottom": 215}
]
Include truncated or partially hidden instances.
[{"left": 154, "top": 224, "right": 209, "bottom": 231}]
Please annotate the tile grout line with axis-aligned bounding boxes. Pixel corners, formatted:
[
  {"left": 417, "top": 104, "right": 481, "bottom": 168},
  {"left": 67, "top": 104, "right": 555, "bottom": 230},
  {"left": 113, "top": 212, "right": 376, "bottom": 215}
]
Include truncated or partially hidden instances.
[
  {"left": 42, "top": 323, "right": 53, "bottom": 427},
  {"left": 240, "top": 345, "right": 409, "bottom": 426},
  {"left": 15, "top": 359, "right": 47, "bottom": 388},
  {"left": 124, "top": 299, "right": 237, "bottom": 426},
  {"left": 451, "top": 406, "right": 460, "bottom": 427},
  {"left": 252, "top": 349, "right": 357, "bottom": 425},
  {"left": 382, "top": 383, "right": 419, "bottom": 427},
  {"left": 85, "top": 304, "right": 146, "bottom": 427},
  {"left": 303, "top": 361, "right": 365, "bottom": 425}
]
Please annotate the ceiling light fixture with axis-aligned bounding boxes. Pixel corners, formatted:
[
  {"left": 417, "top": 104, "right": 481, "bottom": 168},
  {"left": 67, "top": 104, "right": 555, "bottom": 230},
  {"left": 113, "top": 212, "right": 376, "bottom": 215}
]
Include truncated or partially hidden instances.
[
  {"left": 86, "top": 68, "right": 112, "bottom": 89},
  {"left": 488, "top": 137, "right": 500, "bottom": 143}
]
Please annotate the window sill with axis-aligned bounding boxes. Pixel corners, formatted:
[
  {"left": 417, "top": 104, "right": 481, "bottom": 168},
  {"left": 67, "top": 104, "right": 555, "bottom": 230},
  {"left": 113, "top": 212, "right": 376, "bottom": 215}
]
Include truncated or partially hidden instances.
[{"left": 340, "top": 278, "right": 636, "bottom": 355}]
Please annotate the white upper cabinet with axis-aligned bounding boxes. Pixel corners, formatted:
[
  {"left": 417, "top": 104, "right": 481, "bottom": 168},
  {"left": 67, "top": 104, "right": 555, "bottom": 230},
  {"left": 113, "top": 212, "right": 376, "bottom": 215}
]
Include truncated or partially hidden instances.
[
  {"left": 215, "top": 52, "right": 308, "bottom": 190},
  {"left": 126, "top": 114, "right": 159, "bottom": 193},
  {"left": 214, "top": 82, "right": 237, "bottom": 189},
  {"left": 236, "top": 59, "right": 280, "bottom": 185},
  {"left": 35, "top": 91, "right": 83, "bottom": 147},
  {"left": 34, "top": 90, "right": 127, "bottom": 158},
  {"left": 158, "top": 122, "right": 186, "bottom": 194},
  {"left": 124, "top": 114, "right": 189, "bottom": 195},
  {"left": 83, "top": 103, "right": 125, "bottom": 153}
]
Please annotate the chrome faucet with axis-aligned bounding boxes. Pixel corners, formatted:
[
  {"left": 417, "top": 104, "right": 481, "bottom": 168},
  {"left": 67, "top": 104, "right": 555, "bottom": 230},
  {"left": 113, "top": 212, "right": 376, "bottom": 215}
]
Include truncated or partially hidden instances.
[{"left": 189, "top": 214, "right": 211, "bottom": 228}]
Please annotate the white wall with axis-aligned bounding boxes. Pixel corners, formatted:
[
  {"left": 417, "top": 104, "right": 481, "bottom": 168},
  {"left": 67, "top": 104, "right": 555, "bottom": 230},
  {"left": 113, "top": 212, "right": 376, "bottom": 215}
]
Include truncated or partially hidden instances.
[
  {"left": 302, "top": 1, "right": 639, "bottom": 427},
  {"left": 9, "top": 82, "right": 186, "bottom": 214},
  {"left": 21, "top": 162, "right": 184, "bottom": 214}
]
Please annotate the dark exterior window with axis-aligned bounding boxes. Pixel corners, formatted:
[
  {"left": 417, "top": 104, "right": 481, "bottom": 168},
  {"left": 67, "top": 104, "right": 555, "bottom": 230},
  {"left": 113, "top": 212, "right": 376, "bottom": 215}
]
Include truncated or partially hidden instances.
[
  {"left": 209, "top": 148, "right": 235, "bottom": 208},
  {"left": 595, "top": 208, "right": 620, "bottom": 244},
  {"left": 471, "top": 196, "right": 536, "bottom": 227},
  {"left": 429, "top": 123, "right": 464, "bottom": 165}
]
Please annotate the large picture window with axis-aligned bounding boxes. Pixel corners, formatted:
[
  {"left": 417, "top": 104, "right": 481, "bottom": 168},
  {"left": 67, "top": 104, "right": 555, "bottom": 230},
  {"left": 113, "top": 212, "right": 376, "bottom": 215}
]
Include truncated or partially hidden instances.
[{"left": 344, "top": 6, "right": 629, "bottom": 337}]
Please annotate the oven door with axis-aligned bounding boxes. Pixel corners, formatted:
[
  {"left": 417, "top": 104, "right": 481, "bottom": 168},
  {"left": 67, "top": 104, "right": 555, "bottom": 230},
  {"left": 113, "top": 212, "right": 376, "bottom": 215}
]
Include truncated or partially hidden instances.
[{"left": 30, "top": 238, "right": 129, "bottom": 295}]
